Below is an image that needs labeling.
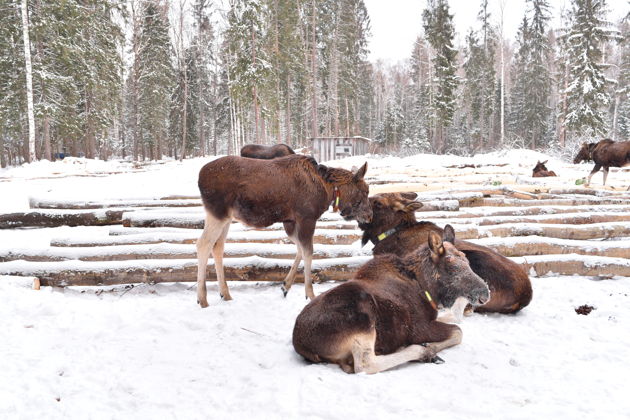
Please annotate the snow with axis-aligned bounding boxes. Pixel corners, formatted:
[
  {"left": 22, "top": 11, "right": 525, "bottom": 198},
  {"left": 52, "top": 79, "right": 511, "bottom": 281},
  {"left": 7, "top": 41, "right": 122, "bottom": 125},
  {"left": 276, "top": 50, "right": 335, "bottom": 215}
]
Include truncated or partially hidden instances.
[
  {"left": 1, "top": 150, "right": 629, "bottom": 418},
  {"left": 1, "top": 277, "right": 629, "bottom": 419}
]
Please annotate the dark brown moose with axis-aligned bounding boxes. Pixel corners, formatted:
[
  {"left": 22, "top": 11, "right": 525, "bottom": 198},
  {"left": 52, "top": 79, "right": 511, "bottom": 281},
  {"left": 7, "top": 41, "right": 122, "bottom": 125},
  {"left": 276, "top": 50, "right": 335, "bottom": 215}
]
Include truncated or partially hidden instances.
[
  {"left": 359, "top": 192, "right": 532, "bottom": 316},
  {"left": 196, "top": 154, "right": 371, "bottom": 307},
  {"left": 292, "top": 225, "right": 490, "bottom": 374},
  {"left": 532, "top": 160, "right": 557, "bottom": 177},
  {"left": 240, "top": 143, "right": 295, "bottom": 159},
  {"left": 573, "top": 139, "right": 630, "bottom": 185}
]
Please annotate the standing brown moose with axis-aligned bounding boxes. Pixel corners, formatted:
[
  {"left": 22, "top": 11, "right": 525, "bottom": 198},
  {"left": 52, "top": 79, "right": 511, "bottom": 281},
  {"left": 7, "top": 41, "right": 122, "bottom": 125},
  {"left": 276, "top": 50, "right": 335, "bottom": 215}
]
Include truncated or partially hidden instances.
[
  {"left": 532, "top": 160, "right": 557, "bottom": 177},
  {"left": 240, "top": 143, "right": 295, "bottom": 159},
  {"left": 359, "top": 192, "right": 532, "bottom": 316},
  {"left": 292, "top": 225, "right": 490, "bottom": 374},
  {"left": 573, "top": 139, "right": 630, "bottom": 186},
  {"left": 196, "top": 154, "right": 371, "bottom": 307}
]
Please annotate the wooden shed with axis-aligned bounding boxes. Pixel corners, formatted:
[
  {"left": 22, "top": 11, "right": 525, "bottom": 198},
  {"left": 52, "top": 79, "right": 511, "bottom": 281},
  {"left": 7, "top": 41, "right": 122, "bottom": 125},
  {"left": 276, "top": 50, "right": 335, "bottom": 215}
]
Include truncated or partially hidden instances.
[{"left": 310, "top": 136, "right": 372, "bottom": 162}]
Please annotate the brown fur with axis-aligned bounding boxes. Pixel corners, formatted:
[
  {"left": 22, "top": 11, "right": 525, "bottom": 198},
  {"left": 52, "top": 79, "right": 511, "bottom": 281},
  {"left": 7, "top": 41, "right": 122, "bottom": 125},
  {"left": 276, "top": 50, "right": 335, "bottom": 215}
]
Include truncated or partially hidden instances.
[
  {"left": 292, "top": 226, "right": 489, "bottom": 374},
  {"left": 359, "top": 193, "right": 532, "bottom": 314},
  {"left": 196, "top": 154, "right": 371, "bottom": 306},
  {"left": 240, "top": 143, "right": 295, "bottom": 159},
  {"left": 573, "top": 139, "right": 630, "bottom": 185},
  {"left": 532, "top": 160, "right": 557, "bottom": 177}
]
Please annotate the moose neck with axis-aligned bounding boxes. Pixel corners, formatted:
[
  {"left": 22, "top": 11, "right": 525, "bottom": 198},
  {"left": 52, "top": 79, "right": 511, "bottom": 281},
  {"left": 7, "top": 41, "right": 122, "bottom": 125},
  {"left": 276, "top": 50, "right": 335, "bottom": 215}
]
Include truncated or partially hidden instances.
[
  {"left": 318, "top": 166, "right": 354, "bottom": 208},
  {"left": 402, "top": 247, "right": 443, "bottom": 304}
]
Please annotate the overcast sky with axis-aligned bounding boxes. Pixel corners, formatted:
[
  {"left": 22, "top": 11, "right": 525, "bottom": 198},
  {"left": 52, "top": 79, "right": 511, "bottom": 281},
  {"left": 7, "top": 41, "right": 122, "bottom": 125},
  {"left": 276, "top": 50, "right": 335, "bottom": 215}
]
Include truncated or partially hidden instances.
[{"left": 364, "top": 0, "right": 628, "bottom": 63}]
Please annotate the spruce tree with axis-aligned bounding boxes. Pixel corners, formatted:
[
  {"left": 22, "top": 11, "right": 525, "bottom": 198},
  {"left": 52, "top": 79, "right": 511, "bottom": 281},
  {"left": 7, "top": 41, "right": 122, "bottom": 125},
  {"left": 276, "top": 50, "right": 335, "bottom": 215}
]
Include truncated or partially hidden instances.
[
  {"left": 136, "top": 1, "right": 173, "bottom": 160},
  {"left": 562, "top": 0, "right": 619, "bottom": 137},
  {"left": 423, "top": 0, "right": 458, "bottom": 152}
]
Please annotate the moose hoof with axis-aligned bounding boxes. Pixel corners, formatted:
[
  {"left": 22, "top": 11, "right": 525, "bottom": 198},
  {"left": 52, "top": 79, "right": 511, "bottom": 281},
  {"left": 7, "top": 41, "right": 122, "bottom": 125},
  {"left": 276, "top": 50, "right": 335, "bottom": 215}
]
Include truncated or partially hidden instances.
[
  {"left": 198, "top": 299, "right": 209, "bottom": 308},
  {"left": 430, "top": 355, "right": 445, "bottom": 364},
  {"left": 220, "top": 293, "right": 233, "bottom": 301},
  {"left": 281, "top": 286, "right": 288, "bottom": 298}
]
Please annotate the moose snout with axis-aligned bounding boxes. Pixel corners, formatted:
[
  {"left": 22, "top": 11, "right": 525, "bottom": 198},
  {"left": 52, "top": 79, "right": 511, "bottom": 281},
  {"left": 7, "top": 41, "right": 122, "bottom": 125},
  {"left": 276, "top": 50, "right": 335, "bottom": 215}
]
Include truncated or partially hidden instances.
[{"left": 473, "top": 286, "right": 491, "bottom": 306}]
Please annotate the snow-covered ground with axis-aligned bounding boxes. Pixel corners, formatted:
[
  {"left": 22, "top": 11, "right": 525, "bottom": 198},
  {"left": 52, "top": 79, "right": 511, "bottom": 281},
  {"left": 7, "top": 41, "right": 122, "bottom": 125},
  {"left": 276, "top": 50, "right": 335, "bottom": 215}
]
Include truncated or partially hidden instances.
[{"left": 1, "top": 150, "right": 629, "bottom": 419}]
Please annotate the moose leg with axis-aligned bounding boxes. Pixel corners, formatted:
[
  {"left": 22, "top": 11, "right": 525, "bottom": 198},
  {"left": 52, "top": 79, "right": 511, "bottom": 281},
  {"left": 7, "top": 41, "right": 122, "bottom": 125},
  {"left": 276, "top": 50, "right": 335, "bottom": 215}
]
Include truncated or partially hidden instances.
[
  {"left": 586, "top": 164, "right": 601, "bottom": 186},
  {"left": 213, "top": 222, "right": 232, "bottom": 301},
  {"left": 280, "top": 248, "right": 302, "bottom": 297},
  {"left": 437, "top": 297, "right": 470, "bottom": 324},
  {"left": 416, "top": 322, "right": 463, "bottom": 356},
  {"left": 297, "top": 219, "right": 317, "bottom": 299},
  {"left": 281, "top": 221, "right": 303, "bottom": 296},
  {"left": 602, "top": 167, "right": 609, "bottom": 185},
  {"left": 196, "top": 212, "right": 230, "bottom": 308},
  {"left": 351, "top": 331, "right": 435, "bottom": 374}
]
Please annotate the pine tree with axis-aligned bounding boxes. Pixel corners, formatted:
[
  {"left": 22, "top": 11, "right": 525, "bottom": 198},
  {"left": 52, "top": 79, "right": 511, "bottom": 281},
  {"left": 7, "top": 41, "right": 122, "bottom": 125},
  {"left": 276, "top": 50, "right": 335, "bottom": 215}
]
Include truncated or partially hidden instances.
[{"left": 423, "top": 0, "right": 458, "bottom": 152}]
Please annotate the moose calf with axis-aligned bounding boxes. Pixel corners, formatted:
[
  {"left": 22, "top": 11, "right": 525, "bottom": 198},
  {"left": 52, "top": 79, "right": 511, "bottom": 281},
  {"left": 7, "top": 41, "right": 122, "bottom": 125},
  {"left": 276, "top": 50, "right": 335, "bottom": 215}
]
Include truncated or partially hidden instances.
[
  {"left": 293, "top": 225, "right": 489, "bottom": 374},
  {"left": 196, "top": 155, "right": 371, "bottom": 307},
  {"left": 240, "top": 143, "right": 295, "bottom": 159},
  {"left": 574, "top": 139, "right": 630, "bottom": 186},
  {"left": 532, "top": 160, "right": 557, "bottom": 177},
  {"left": 360, "top": 192, "right": 532, "bottom": 317}
]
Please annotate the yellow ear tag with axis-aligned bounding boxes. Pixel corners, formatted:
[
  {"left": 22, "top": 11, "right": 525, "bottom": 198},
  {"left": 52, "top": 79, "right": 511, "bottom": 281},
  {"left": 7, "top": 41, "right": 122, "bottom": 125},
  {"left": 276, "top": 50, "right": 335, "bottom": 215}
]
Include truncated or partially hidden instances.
[
  {"left": 377, "top": 232, "right": 387, "bottom": 241},
  {"left": 424, "top": 290, "right": 437, "bottom": 310},
  {"left": 335, "top": 196, "right": 339, "bottom": 207}
]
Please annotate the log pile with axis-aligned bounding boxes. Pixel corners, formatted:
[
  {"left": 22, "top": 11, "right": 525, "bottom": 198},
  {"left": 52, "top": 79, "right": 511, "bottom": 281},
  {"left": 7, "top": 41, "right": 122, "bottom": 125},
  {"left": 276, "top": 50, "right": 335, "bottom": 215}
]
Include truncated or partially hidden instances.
[{"left": 1, "top": 169, "right": 629, "bottom": 287}]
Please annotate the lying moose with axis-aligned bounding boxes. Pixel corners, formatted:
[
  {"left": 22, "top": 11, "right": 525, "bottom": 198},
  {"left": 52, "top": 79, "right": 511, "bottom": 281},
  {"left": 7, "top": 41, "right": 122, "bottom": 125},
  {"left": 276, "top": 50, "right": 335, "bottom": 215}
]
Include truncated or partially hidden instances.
[
  {"left": 240, "top": 143, "right": 295, "bottom": 159},
  {"left": 196, "top": 154, "right": 371, "bottom": 307},
  {"left": 532, "top": 160, "right": 557, "bottom": 177},
  {"left": 359, "top": 192, "right": 532, "bottom": 317},
  {"left": 573, "top": 139, "right": 630, "bottom": 186},
  {"left": 292, "top": 225, "right": 490, "bottom": 374}
]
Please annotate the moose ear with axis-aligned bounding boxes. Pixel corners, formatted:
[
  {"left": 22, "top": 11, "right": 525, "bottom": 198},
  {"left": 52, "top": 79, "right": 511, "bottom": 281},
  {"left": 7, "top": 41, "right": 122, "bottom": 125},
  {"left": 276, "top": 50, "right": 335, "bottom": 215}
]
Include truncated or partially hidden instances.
[
  {"left": 405, "top": 202, "right": 423, "bottom": 213},
  {"left": 353, "top": 162, "right": 368, "bottom": 181},
  {"left": 428, "top": 231, "right": 445, "bottom": 256},
  {"left": 443, "top": 224, "right": 456, "bottom": 244},
  {"left": 400, "top": 192, "right": 418, "bottom": 200},
  {"left": 542, "top": 160, "right": 548, "bottom": 164}
]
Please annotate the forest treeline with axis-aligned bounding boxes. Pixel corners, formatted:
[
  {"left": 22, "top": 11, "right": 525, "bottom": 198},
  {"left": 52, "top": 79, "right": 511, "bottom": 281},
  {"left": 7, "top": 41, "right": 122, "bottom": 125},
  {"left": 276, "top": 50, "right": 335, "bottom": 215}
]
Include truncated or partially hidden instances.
[{"left": 0, "top": 0, "right": 628, "bottom": 166}]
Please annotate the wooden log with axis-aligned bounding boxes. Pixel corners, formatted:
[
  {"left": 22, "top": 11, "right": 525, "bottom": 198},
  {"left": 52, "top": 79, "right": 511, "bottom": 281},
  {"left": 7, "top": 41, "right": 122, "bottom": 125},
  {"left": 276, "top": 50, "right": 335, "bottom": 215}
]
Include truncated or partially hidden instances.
[
  {"left": 418, "top": 204, "right": 630, "bottom": 220},
  {"left": 121, "top": 211, "right": 359, "bottom": 230},
  {"left": 471, "top": 197, "right": 630, "bottom": 208},
  {"left": 513, "top": 254, "right": 630, "bottom": 277},
  {"left": 29, "top": 197, "right": 202, "bottom": 209},
  {"left": 472, "top": 222, "right": 630, "bottom": 240},
  {"left": 3, "top": 254, "right": 629, "bottom": 288},
  {"left": 470, "top": 236, "right": 630, "bottom": 259},
  {"left": 0, "top": 209, "right": 124, "bottom": 229},
  {"left": 434, "top": 212, "right": 630, "bottom": 227},
  {"left": 0, "top": 256, "right": 372, "bottom": 287},
  {"left": 0, "top": 242, "right": 367, "bottom": 262},
  {"left": 50, "top": 228, "right": 362, "bottom": 247}
]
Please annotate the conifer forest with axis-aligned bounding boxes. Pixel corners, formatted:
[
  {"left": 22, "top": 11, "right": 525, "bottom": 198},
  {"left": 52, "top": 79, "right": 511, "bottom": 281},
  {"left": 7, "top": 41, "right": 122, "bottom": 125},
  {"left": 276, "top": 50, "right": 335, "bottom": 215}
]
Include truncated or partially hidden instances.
[{"left": 0, "top": 0, "right": 628, "bottom": 166}]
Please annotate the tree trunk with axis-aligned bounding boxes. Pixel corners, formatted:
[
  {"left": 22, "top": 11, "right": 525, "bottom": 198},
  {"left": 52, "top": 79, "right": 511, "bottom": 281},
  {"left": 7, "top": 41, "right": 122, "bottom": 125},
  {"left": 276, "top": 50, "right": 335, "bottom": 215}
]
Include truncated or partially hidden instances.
[
  {"left": 84, "top": 90, "right": 97, "bottom": 159},
  {"left": 285, "top": 73, "right": 292, "bottom": 145},
  {"left": 0, "top": 134, "right": 6, "bottom": 168},
  {"left": 21, "top": 0, "right": 36, "bottom": 163},
  {"left": 310, "top": 0, "right": 318, "bottom": 137},
  {"left": 43, "top": 115, "right": 51, "bottom": 160}
]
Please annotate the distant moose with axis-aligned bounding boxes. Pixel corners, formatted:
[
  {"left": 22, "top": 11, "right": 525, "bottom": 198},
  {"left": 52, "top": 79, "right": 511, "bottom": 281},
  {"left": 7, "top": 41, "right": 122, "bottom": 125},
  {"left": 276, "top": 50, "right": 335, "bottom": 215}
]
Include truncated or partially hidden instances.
[
  {"left": 359, "top": 192, "right": 532, "bottom": 316},
  {"left": 196, "top": 154, "right": 371, "bottom": 307},
  {"left": 240, "top": 143, "right": 295, "bottom": 159},
  {"left": 532, "top": 160, "right": 557, "bottom": 177},
  {"left": 293, "top": 225, "right": 490, "bottom": 374},
  {"left": 573, "top": 139, "right": 630, "bottom": 186}
]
